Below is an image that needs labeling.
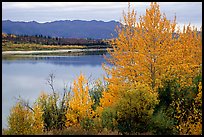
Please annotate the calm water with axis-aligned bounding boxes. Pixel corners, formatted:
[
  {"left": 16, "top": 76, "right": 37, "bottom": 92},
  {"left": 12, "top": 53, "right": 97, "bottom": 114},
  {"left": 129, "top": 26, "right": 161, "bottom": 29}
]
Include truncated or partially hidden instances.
[{"left": 2, "top": 55, "right": 107, "bottom": 129}]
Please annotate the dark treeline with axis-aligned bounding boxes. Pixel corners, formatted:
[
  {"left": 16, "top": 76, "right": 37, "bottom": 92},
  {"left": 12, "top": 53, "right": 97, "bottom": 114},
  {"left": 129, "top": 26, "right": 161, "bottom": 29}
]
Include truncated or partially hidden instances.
[{"left": 2, "top": 33, "right": 111, "bottom": 48}]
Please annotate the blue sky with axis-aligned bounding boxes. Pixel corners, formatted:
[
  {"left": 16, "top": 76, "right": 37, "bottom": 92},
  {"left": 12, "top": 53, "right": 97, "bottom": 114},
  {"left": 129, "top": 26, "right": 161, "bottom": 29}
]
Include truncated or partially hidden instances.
[{"left": 2, "top": 2, "right": 202, "bottom": 29}]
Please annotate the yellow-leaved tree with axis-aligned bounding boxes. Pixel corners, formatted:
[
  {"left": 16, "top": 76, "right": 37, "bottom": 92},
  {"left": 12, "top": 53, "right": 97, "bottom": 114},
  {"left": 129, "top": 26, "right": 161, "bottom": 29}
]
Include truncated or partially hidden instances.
[
  {"left": 101, "top": 1, "right": 201, "bottom": 110},
  {"left": 32, "top": 103, "right": 44, "bottom": 134},
  {"left": 65, "top": 73, "right": 94, "bottom": 128},
  {"left": 7, "top": 101, "right": 44, "bottom": 135},
  {"left": 99, "top": 2, "right": 202, "bottom": 134}
]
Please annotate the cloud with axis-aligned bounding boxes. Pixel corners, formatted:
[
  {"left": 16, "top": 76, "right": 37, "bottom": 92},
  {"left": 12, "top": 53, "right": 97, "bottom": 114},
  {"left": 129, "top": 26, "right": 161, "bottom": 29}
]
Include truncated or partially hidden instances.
[
  {"left": 2, "top": 2, "right": 202, "bottom": 28},
  {"left": 3, "top": 2, "right": 126, "bottom": 11}
]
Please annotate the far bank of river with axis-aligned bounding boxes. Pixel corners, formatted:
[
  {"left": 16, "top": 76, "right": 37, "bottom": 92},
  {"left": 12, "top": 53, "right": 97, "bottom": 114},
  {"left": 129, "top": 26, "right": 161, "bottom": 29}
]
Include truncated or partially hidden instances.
[
  {"left": 2, "top": 48, "right": 113, "bottom": 55},
  {"left": 2, "top": 48, "right": 113, "bottom": 59}
]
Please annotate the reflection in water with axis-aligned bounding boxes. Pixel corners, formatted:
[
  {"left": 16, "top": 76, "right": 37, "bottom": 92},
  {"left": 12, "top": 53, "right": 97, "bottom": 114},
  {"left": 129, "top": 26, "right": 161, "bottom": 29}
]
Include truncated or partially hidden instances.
[
  {"left": 2, "top": 55, "right": 108, "bottom": 129},
  {"left": 3, "top": 55, "right": 110, "bottom": 66}
]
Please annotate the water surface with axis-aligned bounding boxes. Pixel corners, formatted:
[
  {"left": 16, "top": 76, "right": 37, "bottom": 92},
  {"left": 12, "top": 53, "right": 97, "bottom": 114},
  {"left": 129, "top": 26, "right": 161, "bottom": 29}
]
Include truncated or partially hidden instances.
[{"left": 2, "top": 55, "right": 107, "bottom": 129}]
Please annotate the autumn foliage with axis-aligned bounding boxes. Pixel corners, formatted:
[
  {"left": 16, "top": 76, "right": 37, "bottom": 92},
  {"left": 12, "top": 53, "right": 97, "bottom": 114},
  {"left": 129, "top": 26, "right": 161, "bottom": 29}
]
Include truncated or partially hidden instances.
[
  {"left": 101, "top": 2, "right": 201, "bottom": 134},
  {"left": 6, "top": 101, "right": 44, "bottom": 135},
  {"left": 5, "top": 2, "right": 201, "bottom": 135},
  {"left": 65, "top": 74, "right": 94, "bottom": 128}
]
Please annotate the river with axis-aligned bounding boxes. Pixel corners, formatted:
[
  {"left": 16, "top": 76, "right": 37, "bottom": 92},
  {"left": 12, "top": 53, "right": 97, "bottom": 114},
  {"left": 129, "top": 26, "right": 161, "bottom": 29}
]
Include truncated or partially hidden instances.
[{"left": 2, "top": 54, "right": 108, "bottom": 129}]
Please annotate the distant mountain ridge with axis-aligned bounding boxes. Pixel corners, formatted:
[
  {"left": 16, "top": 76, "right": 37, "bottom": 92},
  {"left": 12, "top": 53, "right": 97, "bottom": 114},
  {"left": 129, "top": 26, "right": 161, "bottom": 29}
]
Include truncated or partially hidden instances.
[{"left": 2, "top": 20, "right": 121, "bottom": 39}]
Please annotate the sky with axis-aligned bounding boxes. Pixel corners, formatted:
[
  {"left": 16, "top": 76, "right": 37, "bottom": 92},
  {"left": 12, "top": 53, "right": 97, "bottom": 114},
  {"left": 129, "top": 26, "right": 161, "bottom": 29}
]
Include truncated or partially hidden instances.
[{"left": 2, "top": 2, "right": 202, "bottom": 29}]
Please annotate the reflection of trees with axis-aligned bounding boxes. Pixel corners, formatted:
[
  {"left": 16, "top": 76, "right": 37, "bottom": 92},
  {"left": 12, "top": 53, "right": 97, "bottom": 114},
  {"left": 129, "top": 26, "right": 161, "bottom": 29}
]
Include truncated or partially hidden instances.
[{"left": 3, "top": 55, "right": 111, "bottom": 67}]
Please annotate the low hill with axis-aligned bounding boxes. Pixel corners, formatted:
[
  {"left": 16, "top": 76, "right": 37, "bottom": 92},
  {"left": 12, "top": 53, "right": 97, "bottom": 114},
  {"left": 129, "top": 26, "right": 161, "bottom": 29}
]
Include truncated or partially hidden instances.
[{"left": 2, "top": 20, "right": 121, "bottom": 39}]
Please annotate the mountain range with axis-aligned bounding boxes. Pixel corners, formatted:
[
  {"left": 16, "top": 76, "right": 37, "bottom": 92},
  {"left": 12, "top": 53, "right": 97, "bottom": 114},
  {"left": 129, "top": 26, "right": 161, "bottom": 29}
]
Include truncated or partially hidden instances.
[{"left": 2, "top": 20, "right": 121, "bottom": 39}]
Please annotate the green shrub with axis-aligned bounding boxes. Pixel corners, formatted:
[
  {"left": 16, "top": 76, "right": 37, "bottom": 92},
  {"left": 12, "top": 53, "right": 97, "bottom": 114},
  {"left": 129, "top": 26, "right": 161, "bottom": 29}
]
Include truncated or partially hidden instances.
[
  {"left": 101, "top": 107, "right": 117, "bottom": 131},
  {"left": 89, "top": 80, "right": 106, "bottom": 111},
  {"left": 114, "top": 85, "right": 159, "bottom": 135},
  {"left": 36, "top": 90, "right": 69, "bottom": 131},
  {"left": 80, "top": 116, "right": 95, "bottom": 131},
  {"left": 155, "top": 73, "right": 202, "bottom": 134},
  {"left": 149, "top": 108, "right": 176, "bottom": 135}
]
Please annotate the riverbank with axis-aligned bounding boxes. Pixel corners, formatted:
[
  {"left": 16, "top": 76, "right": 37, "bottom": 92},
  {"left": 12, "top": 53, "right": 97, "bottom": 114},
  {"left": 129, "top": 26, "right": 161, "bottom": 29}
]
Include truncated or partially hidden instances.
[
  {"left": 2, "top": 48, "right": 112, "bottom": 60},
  {"left": 2, "top": 48, "right": 111, "bottom": 55}
]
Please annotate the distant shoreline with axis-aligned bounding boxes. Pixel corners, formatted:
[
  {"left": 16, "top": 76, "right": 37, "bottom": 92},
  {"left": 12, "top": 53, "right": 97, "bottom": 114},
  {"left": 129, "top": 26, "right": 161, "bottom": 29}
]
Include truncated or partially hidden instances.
[{"left": 2, "top": 48, "right": 112, "bottom": 55}]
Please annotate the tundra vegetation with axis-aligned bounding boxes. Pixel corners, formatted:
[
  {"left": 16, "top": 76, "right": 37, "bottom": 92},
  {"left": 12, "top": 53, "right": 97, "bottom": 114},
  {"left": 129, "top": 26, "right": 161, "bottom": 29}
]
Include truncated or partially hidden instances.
[
  {"left": 2, "top": 33, "right": 111, "bottom": 51},
  {"left": 3, "top": 2, "right": 202, "bottom": 135}
]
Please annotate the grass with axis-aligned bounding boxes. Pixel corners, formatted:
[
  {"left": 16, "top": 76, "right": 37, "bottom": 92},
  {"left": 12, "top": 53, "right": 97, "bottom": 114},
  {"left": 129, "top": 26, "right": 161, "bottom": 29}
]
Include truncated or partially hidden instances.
[
  {"left": 2, "top": 43, "right": 87, "bottom": 51},
  {"left": 2, "top": 42, "right": 110, "bottom": 59},
  {"left": 2, "top": 127, "right": 153, "bottom": 135}
]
